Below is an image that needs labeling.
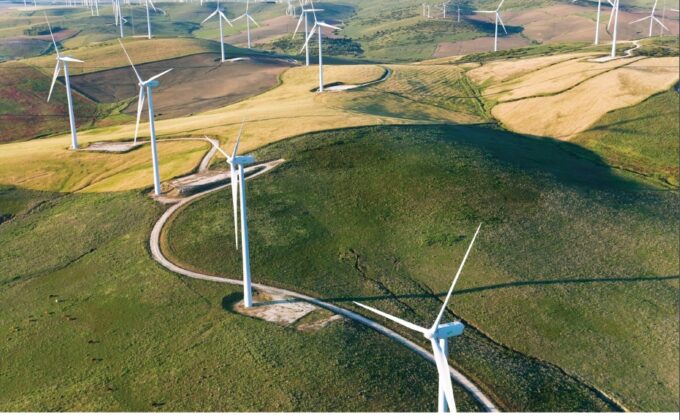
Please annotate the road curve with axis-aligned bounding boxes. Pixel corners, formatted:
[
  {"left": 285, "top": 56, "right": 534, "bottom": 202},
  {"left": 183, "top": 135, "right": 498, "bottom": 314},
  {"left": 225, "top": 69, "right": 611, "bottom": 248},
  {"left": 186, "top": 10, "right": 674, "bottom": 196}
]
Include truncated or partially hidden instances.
[{"left": 148, "top": 137, "right": 499, "bottom": 412}]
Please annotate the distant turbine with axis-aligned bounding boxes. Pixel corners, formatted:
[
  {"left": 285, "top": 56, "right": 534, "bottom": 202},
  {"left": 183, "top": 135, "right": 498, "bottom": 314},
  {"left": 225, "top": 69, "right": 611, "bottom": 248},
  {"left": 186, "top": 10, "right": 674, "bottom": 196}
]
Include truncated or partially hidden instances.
[
  {"left": 44, "top": 13, "right": 83, "bottom": 150},
  {"left": 300, "top": 12, "right": 340, "bottom": 92},
  {"left": 607, "top": 0, "right": 620, "bottom": 57},
  {"left": 354, "top": 224, "right": 482, "bottom": 413},
  {"left": 216, "top": 124, "right": 256, "bottom": 308},
  {"left": 119, "top": 39, "right": 173, "bottom": 196},
  {"left": 202, "top": 4, "right": 233, "bottom": 62},
  {"left": 113, "top": 0, "right": 127, "bottom": 38},
  {"left": 233, "top": 0, "right": 260, "bottom": 48},
  {"left": 143, "top": 0, "right": 157, "bottom": 39},
  {"left": 293, "top": 0, "right": 324, "bottom": 66},
  {"left": 475, "top": 0, "right": 507, "bottom": 52},
  {"left": 630, "top": 0, "right": 669, "bottom": 37}
]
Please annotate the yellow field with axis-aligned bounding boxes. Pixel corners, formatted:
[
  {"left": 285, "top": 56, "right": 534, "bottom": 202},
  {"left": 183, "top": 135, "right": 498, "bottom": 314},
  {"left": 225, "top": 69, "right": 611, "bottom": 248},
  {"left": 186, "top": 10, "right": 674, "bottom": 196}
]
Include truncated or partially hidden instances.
[
  {"left": 0, "top": 60, "right": 494, "bottom": 193},
  {"left": 24, "top": 38, "right": 217, "bottom": 76},
  {"left": 478, "top": 55, "right": 680, "bottom": 139},
  {"left": 466, "top": 53, "right": 591, "bottom": 86}
]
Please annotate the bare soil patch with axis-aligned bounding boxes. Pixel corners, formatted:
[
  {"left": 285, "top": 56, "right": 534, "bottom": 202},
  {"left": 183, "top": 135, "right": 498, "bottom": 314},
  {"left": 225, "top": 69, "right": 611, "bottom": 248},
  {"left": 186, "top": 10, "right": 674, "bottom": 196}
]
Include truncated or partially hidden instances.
[
  {"left": 70, "top": 53, "right": 295, "bottom": 119},
  {"left": 234, "top": 291, "right": 317, "bottom": 326},
  {"left": 81, "top": 141, "right": 142, "bottom": 153}
]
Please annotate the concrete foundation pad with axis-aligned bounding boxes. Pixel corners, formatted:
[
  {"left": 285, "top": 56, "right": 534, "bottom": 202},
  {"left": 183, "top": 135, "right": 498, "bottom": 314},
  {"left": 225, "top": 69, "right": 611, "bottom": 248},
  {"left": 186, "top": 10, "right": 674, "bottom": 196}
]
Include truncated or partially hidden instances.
[{"left": 82, "top": 142, "right": 143, "bottom": 153}]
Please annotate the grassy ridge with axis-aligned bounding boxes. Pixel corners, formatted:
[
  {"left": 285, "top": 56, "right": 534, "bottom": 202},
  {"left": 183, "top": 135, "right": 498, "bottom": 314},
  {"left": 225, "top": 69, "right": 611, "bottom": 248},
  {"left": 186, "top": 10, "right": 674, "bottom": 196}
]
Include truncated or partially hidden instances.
[
  {"left": 165, "top": 124, "right": 678, "bottom": 411},
  {"left": 0, "top": 187, "right": 483, "bottom": 412},
  {"left": 572, "top": 88, "right": 680, "bottom": 186}
]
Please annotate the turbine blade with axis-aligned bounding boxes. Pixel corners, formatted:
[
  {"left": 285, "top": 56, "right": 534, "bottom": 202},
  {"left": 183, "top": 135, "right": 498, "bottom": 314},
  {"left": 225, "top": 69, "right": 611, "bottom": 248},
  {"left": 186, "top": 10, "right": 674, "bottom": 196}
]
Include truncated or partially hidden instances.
[
  {"left": 232, "top": 122, "right": 244, "bottom": 157},
  {"left": 353, "top": 301, "right": 429, "bottom": 334},
  {"left": 293, "top": 12, "right": 304, "bottom": 37},
  {"left": 230, "top": 163, "right": 240, "bottom": 249},
  {"left": 43, "top": 12, "right": 59, "bottom": 56},
  {"left": 201, "top": 9, "right": 218, "bottom": 24},
  {"left": 60, "top": 56, "right": 84, "bottom": 63},
  {"left": 496, "top": 0, "right": 505, "bottom": 11},
  {"left": 430, "top": 223, "right": 482, "bottom": 330},
  {"left": 631, "top": 15, "right": 652, "bottom": 24},
  {"left": 300, "top": 25, "right": 317, "bottom": 53},
  {"left": 144, "top": 68, "right": 173, "bottom": 83},
  {"left": 654, "top": 16, "right": 670, "bottom": 31},
  {"left": 219, "top": 11, "right": 233, "bottom": 27},
  {"left": 318, "top": 21, "right": 341, "bottom": 30},
  {"left": 134, "top": 87, "right": 146, "bottom": 143},
  {"left": 47, "top": 61, "right": 61, "bottom": 102},
  {"left": 147, "top": 0, "right": 156, "bottom": 12},
  {"left": 248, "top": 15, "right": 260, "bottom": 27},
  {"left": 431, "top": 339, "right": 457, "bottom": 412},
  {"left": 118, "top": 39, "right": 142, "bottom": 83},
  {"left": 497, "top": 13, "right": 507, "bottom": 34}
]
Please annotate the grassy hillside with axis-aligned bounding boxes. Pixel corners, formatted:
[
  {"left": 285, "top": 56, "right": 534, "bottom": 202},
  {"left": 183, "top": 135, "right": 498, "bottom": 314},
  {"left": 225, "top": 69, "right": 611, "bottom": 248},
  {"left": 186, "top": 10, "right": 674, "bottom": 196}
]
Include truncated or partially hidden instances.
[
  {"left": 572, "top": 88, "right": 680, "bottom": 186},
  {"left": 0, "top": 186, "right": 483, "bottom": 412},
  {"left": 164, "top": 124, "right": 679, "bottom": 411}
]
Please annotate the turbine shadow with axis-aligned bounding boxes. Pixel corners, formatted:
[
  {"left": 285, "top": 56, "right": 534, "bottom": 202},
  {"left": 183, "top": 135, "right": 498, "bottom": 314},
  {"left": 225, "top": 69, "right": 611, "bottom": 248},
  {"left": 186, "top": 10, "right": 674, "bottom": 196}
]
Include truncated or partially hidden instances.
[{"left": 257, "top": 274, "right": 679, "bottom": 307}]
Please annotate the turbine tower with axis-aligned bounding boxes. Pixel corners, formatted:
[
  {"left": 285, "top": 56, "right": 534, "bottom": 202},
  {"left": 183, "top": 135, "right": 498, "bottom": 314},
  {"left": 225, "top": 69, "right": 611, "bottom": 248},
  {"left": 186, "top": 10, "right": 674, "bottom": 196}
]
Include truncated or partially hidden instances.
[
  {"left": 594, "top": 0, "right": 604, "bottom": 44},
  {"left": 216, "top": 124, "right": 256, "bottom": 308},
  {"left": 201, "top": 3, "right": 233, "bottom": 62},
  {"left": 607, "top": 0, "right": 620, "bottom": 57},
  {"left": 293, "top": 0, "right": 323, "bottom": 66},
  {"left": 474, "top": 0, "right": 507, "bottom": 52},
  {"left": 299, "top": 11, "right": 341, "bottom": 92},
  {"left": 233, "top": 0, "right": 260, "bottom": 48},
  {"left": 119, "top": 39, "right": 173, "bottom": 196},
  {"left": 630, "top": 0, "right": 669, "bottom": 37},
  {"left": 354, "top": 224, "right": 482, "bottom": 413},
  {"left": 44, "top": 13, "right": 83, "bottom": 150}
]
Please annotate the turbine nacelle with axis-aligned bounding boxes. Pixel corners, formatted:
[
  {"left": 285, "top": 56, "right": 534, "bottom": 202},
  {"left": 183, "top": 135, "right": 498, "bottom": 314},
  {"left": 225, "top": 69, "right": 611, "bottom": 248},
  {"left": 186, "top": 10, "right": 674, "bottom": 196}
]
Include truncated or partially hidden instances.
[
  {"left": 231, "top": 155, "right": 255, "bottom": 166},
  {"left": 428, "top": 321, "right": 465, "bottom": 340}
]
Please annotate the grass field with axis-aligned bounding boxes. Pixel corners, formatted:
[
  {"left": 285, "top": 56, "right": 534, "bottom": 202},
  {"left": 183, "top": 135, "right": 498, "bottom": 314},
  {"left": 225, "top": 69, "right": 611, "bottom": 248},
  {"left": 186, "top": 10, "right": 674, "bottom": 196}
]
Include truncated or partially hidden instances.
[
  {"left": 572, "top": 88, "right": 680, "bottom": 186},
  {"left": 0, "top": 186, "right": 486, "bottom": 412},
  {"left": 163, "top": 124, "right": 679, "bottom": 411}
]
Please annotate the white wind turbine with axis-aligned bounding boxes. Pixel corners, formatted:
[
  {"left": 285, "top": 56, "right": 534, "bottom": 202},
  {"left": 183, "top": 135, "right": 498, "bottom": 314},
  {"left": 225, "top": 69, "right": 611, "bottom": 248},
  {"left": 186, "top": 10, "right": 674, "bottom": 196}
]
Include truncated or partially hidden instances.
[
  {"left": 293, "top": 0, "right": 324, "bottom": 66},
  {"left": 299, "top": 11, "right": 341, "bottom": 92},
  {"left": 113, "top": 0, "right": 127, "bottom": 37},
  {"left": 215, "top": 124, "right": 256, "bottom": 308},
  {"left": 630, "top": 0, "right": 669, "bottom": 37},
  {"left": 119, "top": 39, "right": 173, "bottom": 196},
  {"left": 474, "top": 0, "right": 507, "bottom": 52},
  {"left": 354, "top": 224, "right": 482, "bottom": 413},
  {"left": 607, "top": 0, "right": 620, "bottom": 57},
  {"left": 201, "top": 3, "right": 233, "bottom": 62},
  {"left": 141, "top": 0, "right": 158, "bottom": 39},
  {"left": 233, "top": 0, "right": 260, "bottom": 48},
  {"left": 45, "top": 13, "right": 83, "bottom": 150}
]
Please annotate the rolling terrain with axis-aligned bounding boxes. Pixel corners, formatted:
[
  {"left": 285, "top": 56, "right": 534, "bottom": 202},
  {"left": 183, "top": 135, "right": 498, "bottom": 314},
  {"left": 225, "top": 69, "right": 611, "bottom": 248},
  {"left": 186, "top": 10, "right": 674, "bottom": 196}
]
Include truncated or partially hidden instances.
[
  {"left": 0, "top": 0, "right": 678, "bottom": 413},
  {"left": 164, "top": 124, "right": 678, "bottom": 411}
]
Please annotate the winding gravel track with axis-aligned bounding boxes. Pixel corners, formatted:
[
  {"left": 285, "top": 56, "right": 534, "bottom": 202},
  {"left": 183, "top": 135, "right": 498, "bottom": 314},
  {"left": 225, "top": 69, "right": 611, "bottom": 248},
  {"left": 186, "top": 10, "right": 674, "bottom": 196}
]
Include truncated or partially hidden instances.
[{"left": 148, "top": 137, "right": 499, "bottom": 412}]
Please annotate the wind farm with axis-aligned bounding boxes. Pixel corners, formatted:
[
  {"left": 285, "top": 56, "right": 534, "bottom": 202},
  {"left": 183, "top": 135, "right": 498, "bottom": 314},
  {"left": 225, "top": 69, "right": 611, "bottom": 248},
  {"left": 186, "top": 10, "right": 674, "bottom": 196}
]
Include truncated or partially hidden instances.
[{"left": 0, "top": 0, "right": 678, "bottom": 415}]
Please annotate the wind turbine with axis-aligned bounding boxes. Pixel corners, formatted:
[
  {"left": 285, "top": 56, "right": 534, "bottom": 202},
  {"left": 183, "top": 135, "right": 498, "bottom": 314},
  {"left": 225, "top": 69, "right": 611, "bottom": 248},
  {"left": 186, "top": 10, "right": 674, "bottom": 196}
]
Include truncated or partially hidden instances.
[
  {"left": 607, "top": 0, "right": 620, "bottom": 57},
  {"left": 201, "top": 3, "right": 233, "bottom": 62},
  {"left": 113, "top": 0, "right": 127, "bottom": 37},
  {"left": 215, "top": 124, "right": 256, "bottom": 308},
  {"left": 142, "top": 0, "right": 157, "bottom": 40},
  {"left": 474, "top": 0, "right": 507, "bottom": 52},
  {"left": 354, "top": 224, "right": 482, "bottom": 413},
  {"left": 299, "top": 12, "right": 341, "bottom": 92},
  {"left": 630, "top": 0, "right": 669, "bottom": 37},
  {"left": 119, "top": 39, "right": 173, "bottom": 196},
  {"left": 293, "top": 0, "right": 323, "bottom": 66},
  {"left": 233, "top": 0, "right": 260, "bottom": 48},
  {"left": 44, "top": 13, "right": 83, "bottom": 150}
]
